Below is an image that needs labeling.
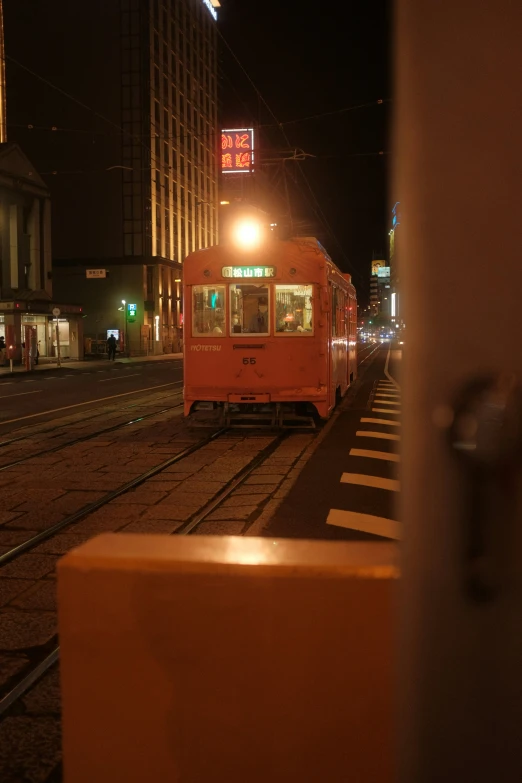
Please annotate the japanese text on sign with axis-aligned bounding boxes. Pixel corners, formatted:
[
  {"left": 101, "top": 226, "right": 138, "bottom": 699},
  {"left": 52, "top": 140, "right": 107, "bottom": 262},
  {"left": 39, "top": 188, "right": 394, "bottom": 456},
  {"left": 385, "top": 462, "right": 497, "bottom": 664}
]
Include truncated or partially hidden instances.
[
  {"left": 127, "top": 303, "right": 137, "bottom": 322},
  {"left": 221, "top": 128, "right": 254, "bottom": 174},
  {"left": 222, "top": 266, "right": 276, "bottom": 279}
]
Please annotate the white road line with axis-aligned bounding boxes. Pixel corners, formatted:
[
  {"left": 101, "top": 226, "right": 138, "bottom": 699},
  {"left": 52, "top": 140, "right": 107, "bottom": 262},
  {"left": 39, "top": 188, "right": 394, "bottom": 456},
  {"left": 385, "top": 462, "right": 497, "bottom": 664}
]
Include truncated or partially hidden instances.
[
  {"left": 327, "top": 509, "right": 401, "bottom": 540},
  {"left": 22, "top": 379, "right": 37, "bottom": 383},
  {"left": 341, "top": 472, "right": 400, "bottom": 492},
  {"left": 356, "top": 430, "right": 400, "bottom": 442},
  {"left": 372, "top": 399, "right": 401, "bottom": 406},
  {"left": 372, "top": 407, "right": 401, "bottom": 415},
  {"left": 99, "top": 373, "right": 140, "bottom": 382},
  {"left": 384, "top": 343, "right": 401, "bottom": 390},
  {"left": 0, "top": 381, "right": 183, "bottom": 426},
  {"left": 350, "top": 448, "right": 400, "bottom": 463},
  {"left": 375, "top": 393, "right": 401, "bottom": 398},
  {"left": 0, "top": 382, "right": 13, "bottom": 386},
  {"left": 0, "top": 390, "right": 43, "bottom": 400},
  {"left": 360, "top": 417, "right": 401, "bottom": 427}
]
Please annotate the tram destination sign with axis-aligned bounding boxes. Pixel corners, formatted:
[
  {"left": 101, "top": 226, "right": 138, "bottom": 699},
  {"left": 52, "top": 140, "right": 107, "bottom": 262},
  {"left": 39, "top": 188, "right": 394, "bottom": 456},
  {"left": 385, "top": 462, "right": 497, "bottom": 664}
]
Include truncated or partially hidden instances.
[{"left": 222, "top": 266, "right": 276, "bottom": 279}]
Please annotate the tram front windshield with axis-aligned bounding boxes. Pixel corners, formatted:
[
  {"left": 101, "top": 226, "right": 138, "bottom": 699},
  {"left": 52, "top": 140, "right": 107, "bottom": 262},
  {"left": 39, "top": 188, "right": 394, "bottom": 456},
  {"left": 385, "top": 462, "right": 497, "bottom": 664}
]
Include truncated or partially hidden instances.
[
  {"left": 230, "top": 283, "right": 270, "bottom": 335},
  {"left": 275, "top": 284, "right": 313, "bottom": 334}
]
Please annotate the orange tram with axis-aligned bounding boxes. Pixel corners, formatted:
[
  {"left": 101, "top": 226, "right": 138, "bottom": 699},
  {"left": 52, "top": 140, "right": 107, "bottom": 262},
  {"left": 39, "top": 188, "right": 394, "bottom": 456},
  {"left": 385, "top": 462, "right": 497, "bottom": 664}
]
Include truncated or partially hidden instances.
[{"left": 183, "top": 236, "right": 357, "bottom": 427}]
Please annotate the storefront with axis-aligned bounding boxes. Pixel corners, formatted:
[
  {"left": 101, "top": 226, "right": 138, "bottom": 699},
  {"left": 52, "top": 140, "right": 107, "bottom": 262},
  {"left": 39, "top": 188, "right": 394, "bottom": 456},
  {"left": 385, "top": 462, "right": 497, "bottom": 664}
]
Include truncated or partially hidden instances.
[{"left": 0, "top": 300, "right": 84, "bottom": 362}]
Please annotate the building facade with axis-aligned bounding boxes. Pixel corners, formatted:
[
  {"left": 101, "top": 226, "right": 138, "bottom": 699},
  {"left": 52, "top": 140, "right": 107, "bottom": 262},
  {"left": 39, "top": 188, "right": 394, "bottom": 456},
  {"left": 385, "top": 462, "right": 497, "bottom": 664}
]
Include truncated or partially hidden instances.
[
  {"left": 4, "top": 0, "right": 220, "bottom": 355},
  {"left": 0, "top": 143, "right": 83, "bottom": 361},
  {"left": 369, "top": 258, "right": 391, "bottom": 318}
]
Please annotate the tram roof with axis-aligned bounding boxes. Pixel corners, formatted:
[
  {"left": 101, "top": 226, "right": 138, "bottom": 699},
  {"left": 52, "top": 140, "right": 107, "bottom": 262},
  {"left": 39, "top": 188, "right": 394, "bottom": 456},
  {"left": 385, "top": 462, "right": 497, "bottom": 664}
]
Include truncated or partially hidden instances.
[{"left": 183, "top": 237, "right": 352, "bottom": 288}]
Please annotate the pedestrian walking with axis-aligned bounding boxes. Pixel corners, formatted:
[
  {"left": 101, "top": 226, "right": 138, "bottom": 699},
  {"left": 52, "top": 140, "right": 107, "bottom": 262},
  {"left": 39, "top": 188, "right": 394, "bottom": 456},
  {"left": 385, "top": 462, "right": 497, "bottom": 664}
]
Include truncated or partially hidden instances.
[{"left": 107, "top": 333, "right": 117, "bottom": 361}]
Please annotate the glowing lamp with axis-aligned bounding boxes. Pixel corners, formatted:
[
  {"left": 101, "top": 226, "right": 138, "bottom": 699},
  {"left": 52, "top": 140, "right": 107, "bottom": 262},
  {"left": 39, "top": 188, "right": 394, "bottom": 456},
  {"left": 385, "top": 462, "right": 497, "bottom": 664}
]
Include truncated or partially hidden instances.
[{"left": 233, "top": 219, "right": 262, "bottom": 250}]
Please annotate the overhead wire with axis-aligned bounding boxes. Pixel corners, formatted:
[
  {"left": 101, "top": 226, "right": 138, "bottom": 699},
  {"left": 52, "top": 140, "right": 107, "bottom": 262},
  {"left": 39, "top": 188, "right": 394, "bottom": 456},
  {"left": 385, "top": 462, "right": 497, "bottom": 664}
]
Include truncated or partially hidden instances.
[
  {"left": 216, "top": 27, "right": 365, "bottom": 279},
  {"left": 261, "top": 98, "right": 391, "bottom": 128},
  {"left": 5, "top": 44, "right": 384, "bottom": 280}
]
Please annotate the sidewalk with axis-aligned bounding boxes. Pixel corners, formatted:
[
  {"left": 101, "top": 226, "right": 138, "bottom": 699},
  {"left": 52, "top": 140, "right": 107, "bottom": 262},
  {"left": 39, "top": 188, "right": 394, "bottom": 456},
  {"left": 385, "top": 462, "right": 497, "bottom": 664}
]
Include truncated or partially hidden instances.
[{"left": 0, "top": 352, "right": 183, "bottom": 377}]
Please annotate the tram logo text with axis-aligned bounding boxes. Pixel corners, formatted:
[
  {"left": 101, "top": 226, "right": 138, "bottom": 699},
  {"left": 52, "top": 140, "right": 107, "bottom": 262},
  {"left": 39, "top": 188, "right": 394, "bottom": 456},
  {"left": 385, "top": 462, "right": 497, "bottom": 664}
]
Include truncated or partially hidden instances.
[{"left": 191, "top": 344, "right": 222, "bottom": 352}]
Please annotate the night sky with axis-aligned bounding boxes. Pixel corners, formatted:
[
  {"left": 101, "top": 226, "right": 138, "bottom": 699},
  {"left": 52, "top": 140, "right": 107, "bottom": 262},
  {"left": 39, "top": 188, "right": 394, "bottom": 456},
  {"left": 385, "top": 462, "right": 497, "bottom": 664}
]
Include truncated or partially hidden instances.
[
  {"left": 3, "top": 0, "right": 391, "bottom": 300},
  {"left": 219, "top": 0, "right": 392, "bottom": 296}
]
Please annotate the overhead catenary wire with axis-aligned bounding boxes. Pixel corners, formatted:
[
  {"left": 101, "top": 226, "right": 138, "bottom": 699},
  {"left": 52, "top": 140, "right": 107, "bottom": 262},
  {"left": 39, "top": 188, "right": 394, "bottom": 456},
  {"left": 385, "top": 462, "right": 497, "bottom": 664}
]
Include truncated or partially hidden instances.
[
  {"left": 5, "top": 48, "right": 382, "bottom": 281},
  {"left": 261, "top": 98, "right": 391, "bottom": 128},
  {"left": 7, "top": 95, "right": 389, "bottom": 141},
  {"left": 216, "top": 27, "right": 363, "bottom": 279},
  {"left": 21, "top": 152, "right": 388, "bottom": 178}
]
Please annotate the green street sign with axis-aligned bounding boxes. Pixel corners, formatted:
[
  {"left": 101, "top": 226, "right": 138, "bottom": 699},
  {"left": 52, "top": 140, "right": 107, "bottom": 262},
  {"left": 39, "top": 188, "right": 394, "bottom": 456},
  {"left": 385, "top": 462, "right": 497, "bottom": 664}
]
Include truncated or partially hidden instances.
[{"left": 127, "top": 303, "right": 137, "bottom": 322}]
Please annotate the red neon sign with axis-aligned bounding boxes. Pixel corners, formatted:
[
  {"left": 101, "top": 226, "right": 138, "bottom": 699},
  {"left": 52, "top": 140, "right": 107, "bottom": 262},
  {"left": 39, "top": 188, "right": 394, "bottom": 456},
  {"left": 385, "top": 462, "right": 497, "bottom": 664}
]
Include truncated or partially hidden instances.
[{"left": 221, "top": 128, "right": 254, "bottom": 174}]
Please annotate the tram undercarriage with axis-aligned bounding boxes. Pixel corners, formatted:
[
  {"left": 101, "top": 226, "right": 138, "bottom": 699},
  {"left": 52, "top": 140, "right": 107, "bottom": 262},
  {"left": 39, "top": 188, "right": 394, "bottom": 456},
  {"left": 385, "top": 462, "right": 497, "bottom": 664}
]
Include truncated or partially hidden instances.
[{"left": 189, "top": 400, "right": 320, "bottom": 429}]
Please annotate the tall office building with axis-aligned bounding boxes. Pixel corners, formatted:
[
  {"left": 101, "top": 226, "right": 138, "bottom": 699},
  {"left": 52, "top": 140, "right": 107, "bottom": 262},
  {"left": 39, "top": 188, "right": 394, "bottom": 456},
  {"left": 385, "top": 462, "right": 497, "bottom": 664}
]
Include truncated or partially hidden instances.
[{"left": 4, "top": 0, "right": 220, "bottom": 354}]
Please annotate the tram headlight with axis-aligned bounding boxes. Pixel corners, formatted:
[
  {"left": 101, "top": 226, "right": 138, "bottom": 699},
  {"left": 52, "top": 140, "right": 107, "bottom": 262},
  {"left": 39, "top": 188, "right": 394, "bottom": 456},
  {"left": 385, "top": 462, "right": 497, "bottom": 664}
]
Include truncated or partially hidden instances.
[{"left": 233, "top": 219, "right": 262, "bottom": 250}]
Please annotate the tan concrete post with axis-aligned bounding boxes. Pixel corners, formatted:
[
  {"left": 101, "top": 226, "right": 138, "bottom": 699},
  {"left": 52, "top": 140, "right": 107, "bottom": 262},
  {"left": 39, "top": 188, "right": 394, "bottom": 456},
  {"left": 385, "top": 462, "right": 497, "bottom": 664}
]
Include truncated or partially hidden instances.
[
  {"left": 58, "top": 535, "right": 397, "bottom": 783},
  {"left": 396, "top": 1, "right": 522, "bottom": 780}
]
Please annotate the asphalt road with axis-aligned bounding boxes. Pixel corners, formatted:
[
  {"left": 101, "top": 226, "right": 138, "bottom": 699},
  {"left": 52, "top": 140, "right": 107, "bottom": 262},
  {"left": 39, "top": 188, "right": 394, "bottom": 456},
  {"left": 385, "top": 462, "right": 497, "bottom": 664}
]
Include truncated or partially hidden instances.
[
  {"left": 258, "top": 344, "right": 402, "bottom": 541},
  {"left": 0, "top": 359, "right": 184, "bottom": 434}
]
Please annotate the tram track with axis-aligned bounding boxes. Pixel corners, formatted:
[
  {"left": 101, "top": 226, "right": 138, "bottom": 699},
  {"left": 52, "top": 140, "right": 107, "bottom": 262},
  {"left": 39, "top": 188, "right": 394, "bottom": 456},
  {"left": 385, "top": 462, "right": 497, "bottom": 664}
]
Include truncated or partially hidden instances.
[
  {"left": 0, "top": 427, "right": 290, "bottom": 719},
  {"left": 0, "top": 345, "right": 383, "bottom": 723},
  {"left": 0, "top": 425, "right": 226, "bottom": 568},
  {"left": 0, "top": 393, "right": 184, "bottom": 474},
  {"left": 0, "top": 381, "right": 184, "bottom": 450},
  {"left": 1, "top": 344, "right": 379, "bottom": 568}
]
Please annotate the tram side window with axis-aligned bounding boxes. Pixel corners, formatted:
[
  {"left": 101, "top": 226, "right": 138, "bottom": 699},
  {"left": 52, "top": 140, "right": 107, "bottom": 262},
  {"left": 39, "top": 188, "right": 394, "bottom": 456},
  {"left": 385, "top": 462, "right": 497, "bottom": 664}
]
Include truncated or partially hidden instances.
[
  {"left": 229, "top": 284, "right": 270, "bottom": 335},
  {"left": 275, "top": 284, "right": 313, "bottom": 334},
  {"left": 331, "top": 285, "right": 338, "bottom": 336},
  {"left": 339, "top": 290, "right": 346, "bottom": 337},
  {"left": 192, "top": 285, "right": 226, "bottom": 336}
]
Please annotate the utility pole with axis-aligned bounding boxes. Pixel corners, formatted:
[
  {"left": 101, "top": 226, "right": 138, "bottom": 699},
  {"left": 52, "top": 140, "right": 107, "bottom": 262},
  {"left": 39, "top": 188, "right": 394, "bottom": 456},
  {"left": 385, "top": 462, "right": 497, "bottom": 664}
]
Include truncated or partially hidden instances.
[
  {"left": 121, "top": 300, "right": 127, "bottom": 356},
  {"left": 396, "top": 2, "right": 522, "bottom": 781},
  {"left": 53, "top": 308, "right": 61, "bottom": 367}
]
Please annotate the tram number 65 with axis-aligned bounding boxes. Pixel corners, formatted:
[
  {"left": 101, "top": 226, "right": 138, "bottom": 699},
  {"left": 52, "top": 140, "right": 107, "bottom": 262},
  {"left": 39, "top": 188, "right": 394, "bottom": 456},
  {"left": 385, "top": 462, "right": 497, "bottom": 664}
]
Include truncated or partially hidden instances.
[{"left": 242, "top": 357, "right": 256, "bottom": 365}]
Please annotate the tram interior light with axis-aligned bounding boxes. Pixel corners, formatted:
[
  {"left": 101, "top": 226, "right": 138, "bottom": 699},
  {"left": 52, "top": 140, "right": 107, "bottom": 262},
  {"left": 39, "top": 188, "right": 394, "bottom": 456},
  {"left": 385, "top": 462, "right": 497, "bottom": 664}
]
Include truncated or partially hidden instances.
[{"left": 233, "top": 219, "right": 262, "bottom": 250}]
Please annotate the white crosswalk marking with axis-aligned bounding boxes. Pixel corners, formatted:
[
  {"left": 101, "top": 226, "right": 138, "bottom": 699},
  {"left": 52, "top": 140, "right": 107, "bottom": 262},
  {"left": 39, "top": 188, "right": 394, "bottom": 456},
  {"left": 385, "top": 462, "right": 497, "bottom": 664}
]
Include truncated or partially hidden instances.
[
  {"left": 360, "top": 417, "right": 401, "bottom": 427},
  {"left": 340, "top": 473, "right": 400, "bottom": 492},
  {"left": 327, "top": 509, "right": 402, "bottom": 540},
  {"left": 350, "top": 448, "right": 400, "bottom": 463},
  {"left": 326, "top": 374, "right": 402, "bottom": 537},
  {"left": 356, "top": 430, "right": 400, "bottom": 441}
]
